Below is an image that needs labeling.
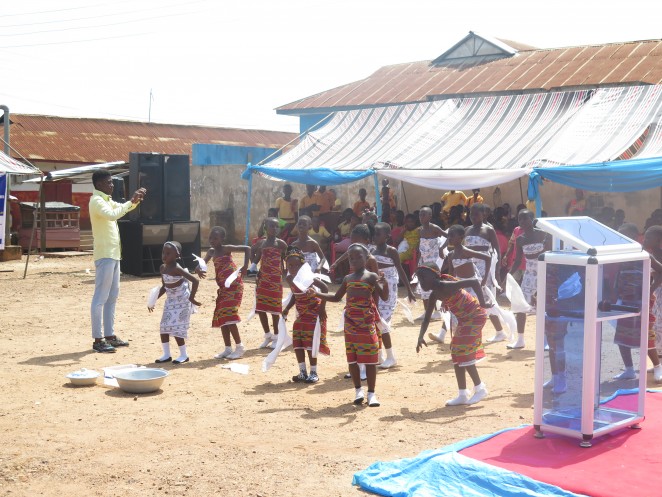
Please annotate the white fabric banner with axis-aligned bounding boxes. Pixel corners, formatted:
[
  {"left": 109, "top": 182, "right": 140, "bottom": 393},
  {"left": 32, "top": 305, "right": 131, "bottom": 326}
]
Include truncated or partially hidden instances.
[{"left": 377, "top": 168, "right": 530, "bottom": 191}]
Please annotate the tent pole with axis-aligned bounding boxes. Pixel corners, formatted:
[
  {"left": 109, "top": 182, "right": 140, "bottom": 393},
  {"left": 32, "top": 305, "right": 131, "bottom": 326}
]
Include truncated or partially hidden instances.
[
  {"left": 23, "top": 173, "right": 44, "bottom": 278},
  {"left": 373, "top": 173, "right": 382, "bottom": 220},
  {"left": 244, "top": 166, "right": 253, "bottom": 245}
]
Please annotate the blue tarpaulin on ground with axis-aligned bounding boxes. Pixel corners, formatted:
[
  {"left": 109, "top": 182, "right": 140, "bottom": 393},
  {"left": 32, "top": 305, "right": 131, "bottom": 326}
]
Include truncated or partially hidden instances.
[{"left": 352, "top": 427, "right": 584, "bottom": 497}]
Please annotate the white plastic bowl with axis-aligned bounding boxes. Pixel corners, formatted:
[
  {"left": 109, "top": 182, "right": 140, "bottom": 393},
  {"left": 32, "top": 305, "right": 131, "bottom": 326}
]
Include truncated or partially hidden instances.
[
  {"left": 66, "top": 369, "right": 100, "bottom": 386},
  {"left": 113, "top": 368, "right": 169, "bottom": 393}
]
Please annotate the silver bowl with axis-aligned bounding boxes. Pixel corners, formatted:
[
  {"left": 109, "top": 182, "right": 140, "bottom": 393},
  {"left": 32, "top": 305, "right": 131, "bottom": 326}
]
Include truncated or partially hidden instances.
[
  {"left": 113, "top": 368, "right": 169, "bottom": 393},
  {"left": 66, "top": 369, "right": 100, "bottom": 386}
]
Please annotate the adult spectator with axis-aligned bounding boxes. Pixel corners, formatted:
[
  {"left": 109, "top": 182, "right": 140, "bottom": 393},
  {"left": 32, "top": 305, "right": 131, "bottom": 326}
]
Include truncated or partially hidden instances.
[
  {"left": 317, "top": 185, "right": 335, "bottom": 214},
  {"left": 465, "top": 189, "right": 484, "bottom": 210},
  {"left": 89, "top": 170, "right": 145, "bottom": 353},
  {"left": 441, "top": 190, "right": 467, "bottom": 214},
  {"left": 299, "top": 184, "right": 322, "bottom": 216}
]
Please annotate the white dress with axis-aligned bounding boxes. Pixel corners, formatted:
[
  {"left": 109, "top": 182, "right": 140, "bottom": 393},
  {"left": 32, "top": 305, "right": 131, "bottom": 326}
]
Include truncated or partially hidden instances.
[
  {"left": 160, "top": 274, "right": 193, "bottom": 339},
  {"left": 373, "top": 253, "right": 398, "bottom": 325},
  {"left": 417, "top": 237, "right": 444, "bottom": 299}
]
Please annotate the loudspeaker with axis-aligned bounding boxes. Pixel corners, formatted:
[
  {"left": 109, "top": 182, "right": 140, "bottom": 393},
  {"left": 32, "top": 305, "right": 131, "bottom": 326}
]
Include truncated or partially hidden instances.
[
  {"left": 118, "top": 221, "right": 170, "bottom": 276},
  {"left": 128, "top": 153, "right": 190, "bottom": 223},
  {"left": 118, "top": 220, "right": 201, "bottom": 276},
  {"left": 163, "top": 155, "right": 191, "bottom": 221}
]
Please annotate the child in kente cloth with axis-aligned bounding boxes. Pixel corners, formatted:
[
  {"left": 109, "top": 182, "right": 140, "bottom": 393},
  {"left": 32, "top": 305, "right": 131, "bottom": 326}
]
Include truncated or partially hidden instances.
[
  {"left": 314, "top": 244, "right": 389, "bottom": 407},
  {"left": 431, "top": 224, "right": 490, "bottom": 344},
  {"left": 282, "top": 246, "right": 330, "bottom": 384},
  {"left": 415, "top": 263, "right": 491, "bottom": 406},
  {"left": 149, "top": 241, "right": 201, "bottom": 364},
  {"left": 253, "top": 218, "right": 288, "bottom": 349},
  {"left": 292, "top": 215, "right": 327, "bottom": 273},
  {"left": 199, "top": 226, "right": 250, "bottom": 360},
  {"left": 371, "top": 222, "right": 416, "bottom": 369}
]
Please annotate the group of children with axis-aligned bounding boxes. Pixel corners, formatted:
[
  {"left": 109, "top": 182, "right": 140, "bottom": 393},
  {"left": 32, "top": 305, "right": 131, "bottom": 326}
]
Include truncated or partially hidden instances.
[{"left": 145, "top": 198, "right": 662, "bottom": 409}]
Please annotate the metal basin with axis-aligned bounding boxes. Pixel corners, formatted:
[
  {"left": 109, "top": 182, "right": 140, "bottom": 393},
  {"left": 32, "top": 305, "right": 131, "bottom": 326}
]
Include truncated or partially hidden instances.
[
  {"left": 66, "top": 369, "right": 100, "bottom": 386},
  {"left": 113, "top": 368, "right": 169, "bottom": 393}
]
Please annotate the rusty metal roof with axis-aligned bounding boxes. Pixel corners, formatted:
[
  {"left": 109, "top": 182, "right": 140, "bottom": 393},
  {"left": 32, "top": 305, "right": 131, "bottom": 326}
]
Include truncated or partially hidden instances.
[
  {"left": 8, "top": 114, "right": 297, "bottom": 164},
  {"left": 278, "top": 38, "right": 662, "bottom": 114}
]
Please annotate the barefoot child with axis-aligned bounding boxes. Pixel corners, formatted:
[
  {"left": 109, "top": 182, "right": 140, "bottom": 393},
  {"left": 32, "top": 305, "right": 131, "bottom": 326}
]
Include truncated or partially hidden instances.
[
  {"left": 292, "top": 215, "right": 327, "bottom": 273},
  {"left": 315, "top": 244, "right": 389, "bottom": 406},
  {"left": 149, "top": 241, "right": 201, "bottom": 364},
  {"left": 201, "top": 226, "right": 250, "bottom": 360},
  {"left": 283, "top": 246, "right": 330, "bottom": 383},
  {"left": 371, "top": 222, "right": 416, "bottom": 368},
  {"left": 253, "top": 218, "right": 288, "bottom": 349},
  {"left": 508, "top": 210, "right": 551, "bottom": 349},
  {"left": 415, "top": 264, "right": 491, "bottom": 406}
]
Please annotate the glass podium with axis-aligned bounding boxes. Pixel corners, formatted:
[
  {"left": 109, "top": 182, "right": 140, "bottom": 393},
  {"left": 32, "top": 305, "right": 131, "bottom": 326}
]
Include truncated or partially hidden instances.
[{"left": 533, "top": 217, "right": 650, "bottom": 447}]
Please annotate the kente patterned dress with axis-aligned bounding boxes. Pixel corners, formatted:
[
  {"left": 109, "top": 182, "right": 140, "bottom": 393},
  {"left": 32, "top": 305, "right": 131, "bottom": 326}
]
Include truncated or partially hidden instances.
[
  {"left": 520, "top": 242, "right": 544, "bottom": 306},
  {"left": 440, "top": 274, "right": 487, "bottom": 367},
  {"left": 373, "top": 253, "right": 398, "bottom": 324},
  {"left": 290, "top": 282, "right": 330, "bottom": 355},
  {"left": 417, "top": 237, "right": 443, "bottom": 299},
  {"left": 464, "top": 234, "right": 496, "bottom": 305},
  {"left": 344, "top": 280, "right": 379, "bottom": 364},
  {"left": 212, "top": 255, "right": 243, "bottom": 327},
  {"left": 160, "top": 274, "right": 192, "bottom": 339},
  {"left": 255, "top": 246, "right": 283, "bottom": 315},
  {"left": 614, "top": 261, "right": 655, "bottom": 349}
]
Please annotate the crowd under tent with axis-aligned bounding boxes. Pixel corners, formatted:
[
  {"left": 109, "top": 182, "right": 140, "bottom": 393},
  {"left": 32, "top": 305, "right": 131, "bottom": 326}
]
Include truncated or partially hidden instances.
[{"left": 243, "top": 84, "right": 662, "bottom": 229}]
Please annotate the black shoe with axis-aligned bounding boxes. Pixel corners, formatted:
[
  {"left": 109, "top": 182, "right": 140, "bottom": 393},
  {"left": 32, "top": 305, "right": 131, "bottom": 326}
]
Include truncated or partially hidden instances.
[
  {"left": 155, "top": 357, "right": 172, "bottom": 364},
  {"left": 292, "top": 371, "right": 307, "bottom": 382},
  {"left": 93, "top": 340, "right": 116, "bottom": 353},
  {"left": 305, "top": 372, "right": 319, "bottom": 384},
  {"left": 105, "top": 336, "right": 129, "bottom": 347},
  {"left": 173, "top": 357, "right": 189, "bottom": 364},
  {"left": 246, "top": 270, "right": 258, "bottom": 278}
]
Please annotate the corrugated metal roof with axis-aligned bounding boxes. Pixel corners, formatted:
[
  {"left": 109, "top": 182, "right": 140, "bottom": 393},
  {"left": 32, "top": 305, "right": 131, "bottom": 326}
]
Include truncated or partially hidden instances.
[
  {"left": 278, "top": 39, "right": 662, "bottom": 113},
  {"left": 8, "top": 115, "right": 297, "bottom": 164}
]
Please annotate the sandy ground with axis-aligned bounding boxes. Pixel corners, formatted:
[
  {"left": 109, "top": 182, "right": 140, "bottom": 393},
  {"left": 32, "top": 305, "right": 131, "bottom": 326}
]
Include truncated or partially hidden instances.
[{"left": 0, "top": 253, "right": 549, "bottom": 496}]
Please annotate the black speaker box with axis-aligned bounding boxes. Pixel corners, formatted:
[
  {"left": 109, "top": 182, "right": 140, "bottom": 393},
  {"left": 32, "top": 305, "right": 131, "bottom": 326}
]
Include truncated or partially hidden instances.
[
  {"left": 128, "top": 153, "right": 190, "bottom": 223},
  {"left": 118, "top": 220, "right": 201, "bottom": 277},
  {"left": 164, "top": 155, "right": 191, "bottom": 222}
]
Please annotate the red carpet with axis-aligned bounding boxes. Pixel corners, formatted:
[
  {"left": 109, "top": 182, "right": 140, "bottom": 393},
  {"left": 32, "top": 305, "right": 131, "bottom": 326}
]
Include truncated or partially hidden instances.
[{"left": 461, "top": 392, "right": 662, "bottom": 497}]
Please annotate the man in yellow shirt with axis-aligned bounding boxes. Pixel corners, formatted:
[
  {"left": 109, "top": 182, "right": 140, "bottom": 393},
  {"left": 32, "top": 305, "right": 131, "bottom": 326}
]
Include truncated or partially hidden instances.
[
  {"left": 274, "top": 184, "right": 298, "bottom": 224},
  {"left": 317, "top": 185, "right": 335, "bottom": 214},
  {"left": 465, "top": 189, "right": 484, "bottom": 209},
  {"left": 299, "top": 184, "right": 323, "bottom": 216},
  {"left": 89, "top": 170, "right": 145, "bottom": 353},
  {"left": 441, "top": 190, "right": 468, "bottom": 213}
]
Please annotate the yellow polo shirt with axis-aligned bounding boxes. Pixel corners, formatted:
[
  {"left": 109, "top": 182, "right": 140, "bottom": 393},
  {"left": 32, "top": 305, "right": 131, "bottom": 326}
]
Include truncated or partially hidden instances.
[{"left": 89, "top": 189, "right": 138, "bottom": 261}]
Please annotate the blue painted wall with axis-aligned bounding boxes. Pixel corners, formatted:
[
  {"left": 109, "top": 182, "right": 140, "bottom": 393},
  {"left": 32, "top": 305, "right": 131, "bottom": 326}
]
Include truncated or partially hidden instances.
[
  {"left": 192, "top": 144, "right": 281, "bottom": 166},
  {"left": 299, "top": 113, "right": 331, "bottom": 134}
]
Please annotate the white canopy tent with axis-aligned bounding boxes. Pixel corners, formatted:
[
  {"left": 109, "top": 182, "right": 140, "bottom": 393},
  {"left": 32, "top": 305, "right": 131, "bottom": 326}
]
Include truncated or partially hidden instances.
[{"left": 251, "top": 85, "right": 662, "bottom": 191}]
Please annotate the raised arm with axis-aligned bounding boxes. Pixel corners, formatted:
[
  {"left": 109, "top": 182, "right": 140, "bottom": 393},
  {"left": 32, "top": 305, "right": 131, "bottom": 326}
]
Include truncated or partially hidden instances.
[{"left": 315, "top": 278, "right": 347, "bottom": 302}]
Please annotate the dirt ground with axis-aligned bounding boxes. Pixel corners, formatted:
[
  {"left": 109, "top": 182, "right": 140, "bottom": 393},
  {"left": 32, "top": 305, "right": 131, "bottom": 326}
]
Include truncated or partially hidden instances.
[{"left": 0, "top": 253, "right": 542, "bottom": 497}]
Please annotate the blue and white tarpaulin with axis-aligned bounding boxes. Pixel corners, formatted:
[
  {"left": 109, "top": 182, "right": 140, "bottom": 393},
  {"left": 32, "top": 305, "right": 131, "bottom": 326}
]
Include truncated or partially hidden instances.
[{"left": 247, "top": 85, "right": 662, "bottom": 192}]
